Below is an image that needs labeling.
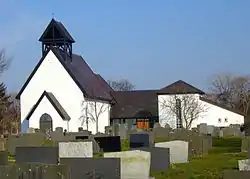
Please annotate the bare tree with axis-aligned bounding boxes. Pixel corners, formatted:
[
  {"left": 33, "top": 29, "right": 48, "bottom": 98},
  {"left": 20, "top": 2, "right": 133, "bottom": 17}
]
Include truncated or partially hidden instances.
[
  {"left": 107, "top": 79, "right": 135, "bottom": 91},
  {"left": 0, "top": 49, "right": 11, "bottom": 75},
  {"left": 80, "top": 98, "right": 110, "bottom": 133},
  {"left": 159, "top": 94, "right": 208, "bottom": 130},
  {"left": 209, "top": 73, "right": 250, "bottom": 114}
]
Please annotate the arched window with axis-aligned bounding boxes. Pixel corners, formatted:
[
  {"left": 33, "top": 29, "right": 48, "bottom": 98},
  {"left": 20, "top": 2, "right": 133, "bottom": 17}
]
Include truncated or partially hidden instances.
[{"left": 39, "top": 113, "right": 53, "bottom": 133}]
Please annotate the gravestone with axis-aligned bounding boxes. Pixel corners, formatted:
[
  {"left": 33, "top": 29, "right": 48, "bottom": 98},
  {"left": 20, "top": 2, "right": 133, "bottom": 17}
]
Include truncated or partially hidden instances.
[
  {"left": 153, "top": 127, "right": 171, "bottom": 138},
  {"left": 0, "top": 163, "right": 69, "bottom": 179},
  {"left": 241, "top": 137, "right": 250, "bottom": 152},
  {"left": 130, "top": 133, "right": 150, "bottom": 149},
  {"left": 131, "top": 147, "right": 170, "bottom": 171},
  {"left": 60, "top": 158, "right": 120, "bottom": 179},
  {"left": 55, "top": 127, "right": 63, "bottom": 133},
  {"left": 0, "top": 139, "right": 6, "bottom": 151},
  {"left": 197, "top": 123, "right": 208, "bottom": 134},
  {"left": 6, "top": 133, "right": 45, "bottom": 155},
  {"left": 223, "top": 170, "right": 250, "bottom": 179},
  {"left": 16, "top": 146, "right": 59, "bottom": 164},
  {"left": 59, "top": 141, "right": 93, "bottom": 158},
  {"left": 119, "top": 124, "right": 127, "bottom": 140},
  {"left": 104, "top": 150, "right": 151, "bottom": 179},
  {"left": 153, "top": 123, "right": 161, "bottom": 129},
  {"left": 94, "top": 136, "right": 121, "bottom": 152},
  {"left": 27, "top": 127, "right": 35, "bottom": 133},
  {"left": 0, "top": 151, "right": 8, "bottom": 165},
  {"left": 83, "top": 137, "right": 100, "bottom": 154},
  {"left": 155, "top": 140, "right": 189, "bottom": 163},
  {"left": 238, "top": 159, "right": 250, "bottom": 171}
]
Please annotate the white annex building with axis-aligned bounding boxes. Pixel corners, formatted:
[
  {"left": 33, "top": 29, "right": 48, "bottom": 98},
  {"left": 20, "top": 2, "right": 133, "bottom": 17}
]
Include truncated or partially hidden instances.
[{"left": 16, "top": 19, "right": 245, "bottom": 134}]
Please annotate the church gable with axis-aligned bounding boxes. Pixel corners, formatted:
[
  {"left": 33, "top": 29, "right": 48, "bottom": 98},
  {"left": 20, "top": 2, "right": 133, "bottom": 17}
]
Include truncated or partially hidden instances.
[{"left": 16, "top": 18, "right": 113, "bottom": 102}]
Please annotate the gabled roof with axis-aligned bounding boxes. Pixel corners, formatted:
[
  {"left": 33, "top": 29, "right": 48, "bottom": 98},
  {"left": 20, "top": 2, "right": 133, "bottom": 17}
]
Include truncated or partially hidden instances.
[
  {"left": 199, "top": 96, "right": 246, "bottom": 116},
  {"left": 25, "top": 91, "right": 70, "bottom": 120},
  {"left": 16, "top": 47, "right": 113, "bottom": 102},
  {"left": 110, "top": 90, "right": 158, "bottom": 119},
  {"left": 158, "top": 80, "right": 205, "bottom": 95},
  {"left": 39, "top": 18, "right": 75, "bottom": 43}
]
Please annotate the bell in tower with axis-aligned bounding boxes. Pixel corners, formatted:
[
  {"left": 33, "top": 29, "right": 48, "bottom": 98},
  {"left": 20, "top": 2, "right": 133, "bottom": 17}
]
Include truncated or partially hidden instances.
[{"left": 39, "top": 18, "right": 75, "bottom": 59}]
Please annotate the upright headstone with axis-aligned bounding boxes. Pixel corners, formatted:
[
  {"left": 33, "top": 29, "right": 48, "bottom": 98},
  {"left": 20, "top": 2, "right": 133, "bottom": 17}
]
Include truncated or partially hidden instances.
[
  {"left": 155, "top": 140, "right": 189, "bottom": 164},
  {"left": 83, "top": 137, "right": 100, "bottom": 154},
  {"left": 104, "top": 150, "right": 151, "bottom": 179},
  {"left": 0, "top": 151, "right": 8, "bottom": 165},
  {"left": 94, "top": 136, "right": 121, "bottom": 152},
  {"left": 59, "top": 141, "right": 93, "bottom": 158},
  {"left": 130, "top": 133, "right": 150, "bottom": 149},
  {"left": 26, "top": 127, "right": 35, "bottom": 133},
  {"left": 16, "top": 146, "right": 59, "bottom": 164},
  {"left": 131, "top": 147, "right": 170, "bottom": 171},
  {"left": 238, "top": 159, "right": 250, "bottom": 171},
  {"left": 223, "top": 170, "right": 250, "bottom": 179},
  {"left": 119, "top": 124, "right": 127, "bottom": 140},
  {"left": 60, "top": 158, "right": 120, "bottom": 179}
]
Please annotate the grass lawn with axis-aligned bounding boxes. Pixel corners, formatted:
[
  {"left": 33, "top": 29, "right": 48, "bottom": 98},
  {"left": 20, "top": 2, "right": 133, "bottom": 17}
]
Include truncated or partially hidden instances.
[{"left": 151, "top": 150, "right": 247, "bottom": 179}]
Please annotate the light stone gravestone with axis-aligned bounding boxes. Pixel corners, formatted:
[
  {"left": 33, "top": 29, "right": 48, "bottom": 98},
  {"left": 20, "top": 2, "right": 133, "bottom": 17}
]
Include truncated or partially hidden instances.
[
  {"left": 238, "top": 159, "right": 250, "bottom": 171},
  {"left": 104, "top": 150, "right": 151, "bottom": 179},
  {"left": 26, "top": 128, "right": 35, "bottom": 133},
  {"left": 59, "top": 141, "right": 93, "bottom": 158},
  {"left": 155, "top": 140, "right": 188, "bottom": 164}
]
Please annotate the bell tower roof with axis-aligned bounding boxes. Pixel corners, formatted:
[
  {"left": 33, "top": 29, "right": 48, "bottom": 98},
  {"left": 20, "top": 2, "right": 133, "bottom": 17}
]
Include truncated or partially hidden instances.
[{"left": 39, "top": 18, "right": 75, "bottom": 43}]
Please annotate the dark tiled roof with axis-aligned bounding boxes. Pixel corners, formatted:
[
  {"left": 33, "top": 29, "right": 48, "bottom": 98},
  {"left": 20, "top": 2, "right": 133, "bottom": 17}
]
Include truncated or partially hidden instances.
[
  {"left": 110, "top": 90, "right": 158, "bottom": 119},
  {"left": 16, "top": 47, "right": 113, "bottom": 102},
  {"left": 158, "top": 80, "right": 205, "bottom": 95},
  {"left": 26, "top": 91, "right": 70, "bottom": 120},
  {"left": 199, "top": 96, "right": 246, "bottom": 116},
  {"left": 39, "top": 18, "right": 75, "bottom": 43}
]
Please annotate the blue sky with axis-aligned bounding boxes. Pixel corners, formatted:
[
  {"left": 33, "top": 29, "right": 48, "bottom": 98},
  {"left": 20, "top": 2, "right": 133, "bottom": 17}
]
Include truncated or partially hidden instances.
[{"left": 1, "top": 0, "right": 250, "bottom": 93}]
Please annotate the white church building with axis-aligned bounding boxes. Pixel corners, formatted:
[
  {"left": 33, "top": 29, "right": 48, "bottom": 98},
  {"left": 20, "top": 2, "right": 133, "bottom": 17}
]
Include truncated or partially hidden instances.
[{"left": 16, "top": 19, "right": 245, "bottom": 134}]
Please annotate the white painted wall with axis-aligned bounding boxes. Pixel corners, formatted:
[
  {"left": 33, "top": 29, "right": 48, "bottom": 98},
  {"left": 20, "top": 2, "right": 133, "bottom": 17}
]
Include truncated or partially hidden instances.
[
  {"left": 158, "top": 94, "right": 244, "bottom": 129},
  {"left": 20, "top": 50, "right": 110, "bottom": 134}
]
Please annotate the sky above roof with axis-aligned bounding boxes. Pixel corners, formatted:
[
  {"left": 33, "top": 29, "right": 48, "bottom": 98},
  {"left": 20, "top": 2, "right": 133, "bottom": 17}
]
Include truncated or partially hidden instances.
[{"left": 1, "top": 0, "right": 250, "bottom": 93}]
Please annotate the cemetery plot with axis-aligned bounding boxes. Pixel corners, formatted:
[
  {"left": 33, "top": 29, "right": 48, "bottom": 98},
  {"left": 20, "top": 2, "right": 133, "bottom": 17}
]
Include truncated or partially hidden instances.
[
  {"left": 60, "top": 158, "right": 120, "bottom": 179},
  {"left": 15, "top": 146, "right": 59, "bottom": 164},
  {"left": 223, "top": 170, "right": 250, "bottom": 179}
]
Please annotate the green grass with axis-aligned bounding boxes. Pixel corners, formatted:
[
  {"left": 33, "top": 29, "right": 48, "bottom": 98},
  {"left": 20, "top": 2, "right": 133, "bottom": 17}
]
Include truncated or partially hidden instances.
[
  {"left": 151, "top": 151, "right": 247, "bottom": 179},
  {"left": 151, "top": 137, "right": 245, "bottom": 179}
]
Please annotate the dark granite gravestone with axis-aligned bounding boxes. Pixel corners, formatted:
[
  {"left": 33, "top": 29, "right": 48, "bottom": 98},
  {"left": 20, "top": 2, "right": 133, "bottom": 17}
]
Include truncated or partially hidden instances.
[
  {"left": 75, "top": 136, "right": 89, "bottom": 140},
  {"left": 130, "top": 147, "right": 170, "bottom": 171},
  {"left": 94, "top": 136, "right": 121, "bottom": 152},
  {"left": 130, "top": 133, "right": 150, "bottom": 149},
  {"left": 16, "top": 146, "right": 59, "bottom": 164},
  {"left": 60, "top": 158, "right": 120, "bottom": 179},
  {"left": 0, "top": 151, "right": 8, "bottom": 165},
  {"left": 6, "top": 133, "right": 45, "bottom": 155},
  {"left": 0, "top": 163, "right": 69, "bottom": 179},
  {"left": 223, "top": 170, "right": 250, "bottom": 179}
]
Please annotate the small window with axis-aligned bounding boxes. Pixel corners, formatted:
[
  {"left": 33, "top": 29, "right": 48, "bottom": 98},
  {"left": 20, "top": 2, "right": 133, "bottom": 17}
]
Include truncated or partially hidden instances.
[
  {"left": 218, "top": 118, "right": 221, "bottom": 123},
  {"left": 225, "top": 118, "right": 228, "bottom": 122}
]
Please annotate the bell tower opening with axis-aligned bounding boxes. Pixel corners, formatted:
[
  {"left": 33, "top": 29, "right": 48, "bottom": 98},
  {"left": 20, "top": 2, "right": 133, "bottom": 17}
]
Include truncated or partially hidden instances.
[{"left": 39, "top": 18, "right": 75, "bottom": 59}]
